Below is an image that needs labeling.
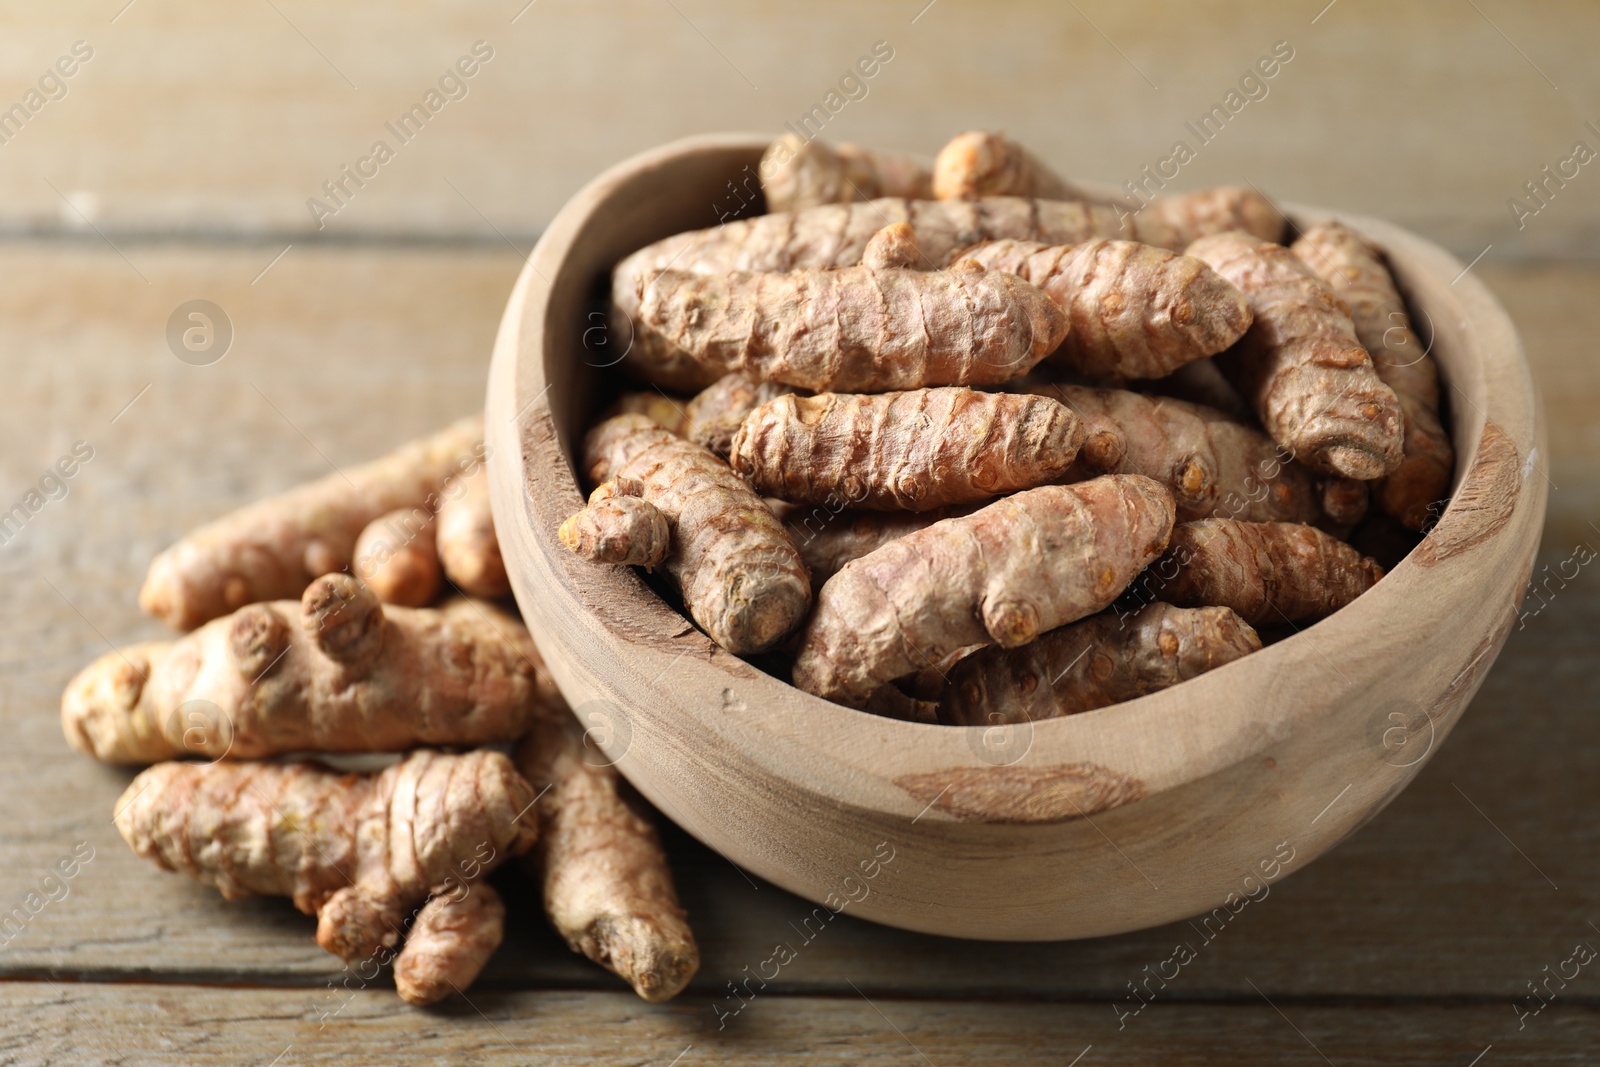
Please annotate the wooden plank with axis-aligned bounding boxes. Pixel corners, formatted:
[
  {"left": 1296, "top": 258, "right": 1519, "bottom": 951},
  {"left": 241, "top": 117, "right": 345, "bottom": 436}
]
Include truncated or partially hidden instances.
[
  {"left": 0, "top": 247, "right": 1594, "bottom": 1003},
  {"left": 3, "top": 982, "right": 1598, "bottom": 1065},
  {"left": 0, "top": 2, "right": 1596, "bottom": 259}
]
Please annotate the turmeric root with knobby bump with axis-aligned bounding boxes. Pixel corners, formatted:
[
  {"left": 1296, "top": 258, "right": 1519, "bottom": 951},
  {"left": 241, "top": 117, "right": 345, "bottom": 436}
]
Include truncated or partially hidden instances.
[
  {"left": 585, "top": 414, "right": 810, "bottom": 654},
  {"left": 1290, "top": 221, "right": 1454, "bottom": 529},
  {"left": 860, "top": 220, "right": 925, "bottom": 270},
  {"left": 792, "top": 475, "right": 1175, "bottom": 707},
  {"left": 62, "top": 573, "right": 551, "bottom": 764},
  {"left": 1153, "top": 518, "right": 1384, "bottom": 626},
  {"left": 1019, "top": 384, "right": 1322, "bottom": 525},
  {"left": 603, "top": 391, "right": 690, "bottom": 437},
  {"left": 559, "top": 481, "right": 670, "bottom": 567},
  {"left": 957, "top": 238, "right": 1252, "bottom": 379},
  {"left": 761, "top": 133, "right": 933, "bottom": 213},
  {"left": 1187, "top": 232, "right": 1405, "bottom": 480},
  {"left": 940, "top": 603, "right": 1260, "bottom": 725},
  {"left": 140, "top": 416, "right": 486, "bottom": 631},
  {"left": 515, "top": 716, "right": 699, "bottom": 1002},
  {"left": 436, "top": 464, "right": 512, "bottom": 599},
  {"left": 115, "top": 749, "right": 536, "bottom": 1005},
  {"left": 634, "top": 256, "right": 1068, "bottom": 394},
  {"left": 1143, "top": 186, "right": 1286, "bottom": 247},
  {"left": 933, "top": 131, "right": 1098, "bottom": 204},
  {"left": 683, "top": 373, "right": 799, "bottom": 458},
  {"left": 730, "top": 388, "right": 1084, "bottom": 512},
  {"left": 353, "top": 507, "right": 441, "bottom": 607},
  {"left": 785, "top": 508, "right": 968, "bottom": 589},
  {"left": 614, "top": 198, "right": 1209, "bottom": 389},
  {"left": 394, "top": 885, "right": 506, "bottom": 1006}
]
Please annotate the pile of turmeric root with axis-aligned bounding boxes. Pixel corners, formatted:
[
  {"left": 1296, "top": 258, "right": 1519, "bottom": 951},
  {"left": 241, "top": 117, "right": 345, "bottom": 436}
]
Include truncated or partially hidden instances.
[
  {"left": 564, "top": 129, "right": 1454, "bottom": 720},
  {"left": 60, "top": 421, "right": 699, "bottom": 1006}
]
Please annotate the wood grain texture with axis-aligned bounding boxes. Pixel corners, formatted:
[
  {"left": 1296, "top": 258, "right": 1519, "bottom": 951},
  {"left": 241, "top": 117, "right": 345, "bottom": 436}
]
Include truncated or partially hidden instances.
[
  {"left": 487, "top": 135, "right": 1548, "bottom": 940},
  {"left": 0, "top": 2, "right": 1596, "bottom": 263},
  {"left": 0, "top": 243, "right": 1593, "bottom": 1063},
  {"left": 3, "top": 983, "right": 1599, "bottom": 1065}
]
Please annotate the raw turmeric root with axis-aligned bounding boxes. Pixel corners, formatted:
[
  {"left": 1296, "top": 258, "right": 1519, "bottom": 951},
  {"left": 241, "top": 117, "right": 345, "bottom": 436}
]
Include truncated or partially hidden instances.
[
  {"left": 940, "top": 603, "right": 1261, "bottom": 725},
  {"left": 394, "top": 886, "right": 506, "bottom": 1007},
  {"left": 604, "top": 391, "right": 690, "bottom": 437},
  {"left": 436, "top": 465, "right": 512, "bottom": 599},
  {"left": 860, "top": 220, "right": 925, "bottom": 270},
  {"left": 957, "top": 238, "right": 1252, "bottom": 379},
  {"left": 1187, "top": 232, "right": 1405, "bottom": 480},
  {"left": 516, "top": 716, "right": 699, "bottom": 1002},
  {"left": 761, "top": 133, "right": 933, "bottom": 212},
  {"left": 1144, "top": 186, "right": 1286, "bottom": 247},
  {"left": 140, "top": 416, "right": 486, "bottom": 630},
  {"left": 1290, "top": 221, "right": 1455, "bottom": 528},
  {"left": 584, "top": 414, "right": 810, "bottom": 654},
  {"left": 353, "top": 507, "right": 441, "bottom": 607},
  {"left": 114, "top": 748, "right": 537, "bottom": 1005},
  {"left": 785, "top": 508, "right": 968, "bottom": 588},
  {"left": 62, "top": 573, "right": 551, "bottom": 763},
  {"left": 933, "top": 131, "right": 1096, "bottom": 203},
  {"left": 729, "top": 388, "right": 1084, "bottom": 511},
  {"left": 1020, "top": 384, "right": 1323, "bottom": 524},
  {"left": 633, "top": 256, "right": 1068, "bottom": 394},
  {"left": 684, "top": 373, "right": 799, "bottom": 457},
  {"left": 559, "top": 481, "right": 670, "bottom": 567},
  {"left": 1152, "top": 518, "right": 1384, "bottom": 626},
  {"left": 613, "top": 198, "right": 1230, "bottom": 388},
  {"left": 792, "top": 475, "right": 1175, "bottom": 707}
]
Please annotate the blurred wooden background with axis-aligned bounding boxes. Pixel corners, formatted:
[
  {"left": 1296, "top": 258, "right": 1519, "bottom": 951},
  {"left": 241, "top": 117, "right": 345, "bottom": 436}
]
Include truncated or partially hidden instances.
[
  {"left": 2, "top": 0, "right": 1596, "bottom": 259},
  {"left": 1, "top": 2, "right": 1597, "bottom": 1063}
]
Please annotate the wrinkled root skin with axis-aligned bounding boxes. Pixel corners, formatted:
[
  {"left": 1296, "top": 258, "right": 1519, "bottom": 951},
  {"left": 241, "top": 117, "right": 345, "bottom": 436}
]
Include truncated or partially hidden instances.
[
  {"left": 730, "top": 388, "right": 1084, "bottom": 512},
  {"left": 63, "top": 574, "right": 552, "bottom": 763},
  {"left": 1153, "top": 518, "right": 1385, "bottom": 626},
  {"left": 940, "top": 603, "right": 1261, "bottom": 725},
  {"left": 1291, "top": 221, "right": 1455, "bottom": 529},
  {"left": 516, "top": 719, "right": 699, "bottom": 1002},
  {"left": 761, "top": 134, "right": 933, "bottom": 213},
  {"left": 115, "top": 750, "right": 537, "bottom": 1000},
  {"left": 634, "top": 261, "right": 1068, "bottom": 394},
  {"left": 584, "top": 414, "right": 810, "bottom": 654},
  {"left": 959, "top": 239, "right": 1252, "bottom": 379},
  {"left": 140, "top": 416, "right": 485, "bottom": 631},
  {"left": 1188, "top": 232, "right": 1405, "bottom": 481},
  {"left": 792, "top": 475, "right": 1176, "bottom": 707},
  {"left": 560, "top": 482, "right": 671, "bottom": 568}
]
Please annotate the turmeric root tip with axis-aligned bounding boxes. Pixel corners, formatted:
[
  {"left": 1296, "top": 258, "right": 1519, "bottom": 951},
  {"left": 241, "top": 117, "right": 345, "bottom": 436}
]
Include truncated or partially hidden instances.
[
  {"left": 517, "top": 719, "right": 699, "bottom": 1002},
  {"left": 1291, "top": 220, "right": 1454, "bottom": 529},
  {"left": 1187, "top": 231, "right": 1405, "bottom": 480},
  {"left": 559, "top": 482, "right": 671, "bottom": 568},
  {"left": 1154, "top": 518, "right": 1385, "bottom": 626},
  {"left": 940, "top": 603, "right": 1261, "bottom": 725}
]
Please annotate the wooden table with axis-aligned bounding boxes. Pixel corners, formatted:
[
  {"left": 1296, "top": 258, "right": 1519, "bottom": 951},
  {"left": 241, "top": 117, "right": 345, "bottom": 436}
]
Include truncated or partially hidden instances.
[{"left": 1, "top": 240, "right": 1595, "bottom": 1065}]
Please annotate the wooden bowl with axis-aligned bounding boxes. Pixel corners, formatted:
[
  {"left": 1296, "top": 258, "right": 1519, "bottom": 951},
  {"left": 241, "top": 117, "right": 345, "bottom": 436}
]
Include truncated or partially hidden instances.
[{"left": 486, "top": 133, "right": 1546, "bottom": 940}]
